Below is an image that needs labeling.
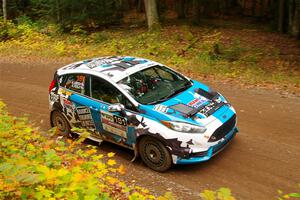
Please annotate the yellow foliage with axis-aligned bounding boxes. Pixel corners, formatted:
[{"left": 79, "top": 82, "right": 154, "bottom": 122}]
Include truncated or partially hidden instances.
[
  {"left": 85, "top": 149, "right": 97, "bottom": 156},
  {"left": 107, "top": 159, "right": 116, "bottom": 166},
  {"left": 72, "top": 173, "right": 84, "bottom": 183},
  {"left": 107, "top": 152, "right": 115, "bottom": 158},
  {"left": 118, "top": 164, "right": 126, "bottom": 175}
]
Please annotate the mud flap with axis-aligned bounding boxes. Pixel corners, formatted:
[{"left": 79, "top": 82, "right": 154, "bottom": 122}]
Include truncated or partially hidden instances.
[
  {"left": 131, "top": 143, "right": 139, "bottom": 162},
  {"left": 97, "top": 140, "right": 103, "bottom": 146}
]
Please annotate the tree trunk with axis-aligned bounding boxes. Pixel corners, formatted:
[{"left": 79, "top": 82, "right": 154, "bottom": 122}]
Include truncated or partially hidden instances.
[
  {"left": 278, "top": 0, "right": 285, "bottom": 32},
  {"left": 288, "top": 0, "right": 294, "bottom": 33},
  {"left": 290, "top": 0, "right": 300, "bottom": 38},
  {"left": 252, "top": 0, "right": 257, "bottom": 16},
  {"left": 192, "top": 0, "right": 201, "bottom": 24},
  {"left": 137, "top": 0, "right": 144, "bottom": 12},
  {"left": 2, "top": 0, "right": 7, "bottom": 21},
  {"left": 56, "top": 0, "right": 60, "bottom": 22},
  {"left": 144, "top": 0, "right": 160, "bottom": 31},
  {"left": 259, "top": 0, "right": 265, "bottom": 18},
  {"left": 176, "top": 0, "right": 186, "bottom": 19}
]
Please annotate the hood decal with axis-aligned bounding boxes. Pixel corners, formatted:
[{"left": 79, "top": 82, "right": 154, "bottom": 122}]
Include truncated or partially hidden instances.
[
  {"left": 146, "top": 80, "right": 230, "bottom": 126},
  {"left": 153, "top": 104, "right": 169, "bottom": 113}
]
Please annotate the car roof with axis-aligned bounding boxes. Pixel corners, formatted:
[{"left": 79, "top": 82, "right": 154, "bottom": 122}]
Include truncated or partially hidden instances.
[{"left": 57, "top": 56, "right": 159, "bottom": 82}]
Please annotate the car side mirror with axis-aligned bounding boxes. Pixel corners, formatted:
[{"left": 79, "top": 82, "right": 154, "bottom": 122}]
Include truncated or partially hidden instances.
[{"left": 108, "top": 103, "right": 125, "bottom": 113}]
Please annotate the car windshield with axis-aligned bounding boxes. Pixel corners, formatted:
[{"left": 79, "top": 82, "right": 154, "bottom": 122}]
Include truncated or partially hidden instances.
[{"left": 117, "top": 65, "right": 192, "bottom": 104}]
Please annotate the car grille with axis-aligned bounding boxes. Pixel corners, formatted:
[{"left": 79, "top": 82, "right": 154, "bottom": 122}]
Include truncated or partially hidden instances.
[
  {"left": 212, "top": 129, "right": 236, "bottom": 154},
  {"left": 190, "top": 150, "right": 208, "bottom": 157},
  {"left": 208, "top": 114, "right": 236, "bottom": 142}
]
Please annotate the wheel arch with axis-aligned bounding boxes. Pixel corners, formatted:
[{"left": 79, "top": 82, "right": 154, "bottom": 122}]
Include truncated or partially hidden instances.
[{"left": 50, "top": 102, "right": 68, "bottom": 128}]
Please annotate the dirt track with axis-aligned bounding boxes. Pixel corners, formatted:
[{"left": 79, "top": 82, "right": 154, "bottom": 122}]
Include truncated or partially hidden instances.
[{"left": 0, "top": 61, "right": 299, "bottom": 199}]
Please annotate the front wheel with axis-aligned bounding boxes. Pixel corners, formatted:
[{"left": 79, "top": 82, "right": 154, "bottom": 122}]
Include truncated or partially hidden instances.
[
  {"left": 138, "top": 136, "right": 172, "bottom": 172},
  {"left": 51, "top": 111, "right": 71, "bottom": 136}
]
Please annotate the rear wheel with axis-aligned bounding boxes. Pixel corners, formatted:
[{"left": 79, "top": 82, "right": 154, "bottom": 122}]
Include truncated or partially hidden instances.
[
  {"left": 51, "top": 111, "right": 71, "bottom": 136},
  {"left": 138, "top": 136, "right": 172, "bottom": 172}
]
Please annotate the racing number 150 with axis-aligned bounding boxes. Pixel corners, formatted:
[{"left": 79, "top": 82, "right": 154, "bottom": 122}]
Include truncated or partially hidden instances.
[{"left": 113, "top": 115, "right": 127, "bottom": 126}]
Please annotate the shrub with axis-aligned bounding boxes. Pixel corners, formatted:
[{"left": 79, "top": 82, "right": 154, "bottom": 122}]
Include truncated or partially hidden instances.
[
  {"left": 200, "top": 187, "right": 236, "bottom": 200},
  {"left": 0, "top": 100, "right": 156, "bottom": 199},
  {"left": 277, "top": 184, "right": 300, "bottom": 200},
  {"left": 0, "top": 19, "right": 16, "bottom": 40},
  {"left": 91, "top": 31, "right": 110, "bottom": 43}
]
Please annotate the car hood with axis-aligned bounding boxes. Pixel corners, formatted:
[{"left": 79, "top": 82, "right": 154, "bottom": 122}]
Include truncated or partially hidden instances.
[{"left": 139, "top": 80, "right": 230, "bottom": 126}]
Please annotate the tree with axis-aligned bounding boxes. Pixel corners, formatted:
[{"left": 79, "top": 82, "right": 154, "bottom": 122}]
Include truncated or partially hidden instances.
[
  {"left": 175, "top": 0, "right": 186, "bottom": 19},
  {"left": 192, "top": 0, "right": 201, "bottom": 25},
  {"left": 252, "top": 0, "right": 257, "bottom": 16},
  {"left": 136, "top": 0, "right": 144, "bottom": 12},
  {"left": 278, "top": 0, "right": 285, "bottom": 32},
  {"left": 289, "top": 0, "right": 300, "bottom": 38},
  {"left": 258, "top": 0, "right": 265, "bottom": 18},
  {"left": 2, "top": 0, "right": 7, "bottom": 21},
  {"left": 144, "top": 0, "right": 160, "bottom": 31}
]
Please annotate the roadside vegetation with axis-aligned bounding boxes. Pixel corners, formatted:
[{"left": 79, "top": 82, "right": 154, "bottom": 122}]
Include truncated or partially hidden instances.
[
  {"left": 0, "top": 17, "right": 299, "bottom": 94},
  {"left": 0, "top": 100, "right": 160, "bottom": 199},
  {"left": 0, "top": 98, "right": 239, "bottom": 199}
]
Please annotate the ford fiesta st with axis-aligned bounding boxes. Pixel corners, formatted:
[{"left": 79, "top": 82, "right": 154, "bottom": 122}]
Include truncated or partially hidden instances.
[{"left": 49, "top": 56, "right": 238, "bottom": 172}]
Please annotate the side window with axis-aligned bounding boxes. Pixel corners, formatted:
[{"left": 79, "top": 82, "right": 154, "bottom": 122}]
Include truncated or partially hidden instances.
[
  {"left": 90, "top": 76, "right": 135, "bottom": 110},
  {"left": 63, "top": 74, "right": 87, "bottom": 95},
  {"left": 58, "top": 75, "right": 65, "bottom": 86}
]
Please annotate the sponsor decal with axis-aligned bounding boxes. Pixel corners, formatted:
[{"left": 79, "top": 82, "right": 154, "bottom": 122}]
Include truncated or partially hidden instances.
[
  {"left": 188, "top": 96, "right": 208, "bottom": 109},
  {"left": 113, "top": 115, "right": 127, "bottom": 126},
  {"left": 188, "top": 98, "right": 200, "bottom": 106},
  {"left": 63, "top": 99, "right": 72, "bottom": 106},
  {"left": 63, "top": 63, "right": 82, "bottom": 70},
  {"left": 101, "top": 111, "right": 127, "bottom": 138},
  {"left": 76, "top": 106, "right": 95, "bottom": 130},
  {"left": 58, "top": 88, "right": 72, "bottom": 97},
  {"left": 204, "top": 135, "right": 210, "bottom": 139},
  {"left": 198, "top": 101, "right": 222, "bottom": 117},
  {"left": 61, "top": 98, "right": 76, "bottom": 121},
  {"left": 50, "top": 93, "right": 59, "bottom": 102},
  {"left": 86, "top": 57, "right": 121, "bottom": 69},
  {"left": 153, "top": 104, "right": 169, "bottom": 113},
  {"left": 57, "top": 88, "right": 64, "bottom": 94}
]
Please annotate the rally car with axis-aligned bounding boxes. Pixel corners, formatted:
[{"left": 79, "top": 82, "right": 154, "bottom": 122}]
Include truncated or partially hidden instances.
[{"left": 49, "top": 56, "right": 238, "bottom": 172}]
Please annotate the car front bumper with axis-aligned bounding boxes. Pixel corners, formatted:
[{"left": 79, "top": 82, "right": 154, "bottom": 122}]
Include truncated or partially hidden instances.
[{"left": 175, "top": 126, "right": 238, "bottom": 164}]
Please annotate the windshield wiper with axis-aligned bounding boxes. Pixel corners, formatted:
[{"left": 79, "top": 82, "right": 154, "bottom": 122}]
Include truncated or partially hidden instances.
[
  {"left": 165, "top": 81, "right": 192, "bottom": 98},
  {"left": 148, "top": 96, "right": 170, "bottom": 105}
]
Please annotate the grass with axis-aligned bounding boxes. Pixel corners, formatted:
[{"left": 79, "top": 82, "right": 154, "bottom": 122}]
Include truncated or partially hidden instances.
[{"left": 0, "top": 19, "right": 299, "bottom": 93}]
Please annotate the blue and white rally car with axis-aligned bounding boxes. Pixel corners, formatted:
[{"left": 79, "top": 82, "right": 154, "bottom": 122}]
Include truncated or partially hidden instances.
[{"left": 49, "top": 56, "right": 238, "bottom": 172}]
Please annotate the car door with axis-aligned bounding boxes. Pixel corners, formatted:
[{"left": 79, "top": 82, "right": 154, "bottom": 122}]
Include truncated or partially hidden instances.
[
  {"left": 88, "top": 75, "right": 138, "bottom": 148},
  {"left": 59, "top": 73, "right": 100, "bottom": 135}
]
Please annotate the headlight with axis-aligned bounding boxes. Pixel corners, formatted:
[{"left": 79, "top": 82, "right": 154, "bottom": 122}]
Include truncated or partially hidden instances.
[{"left": 161, "top": 121, "right": 206, "bottom": 133}]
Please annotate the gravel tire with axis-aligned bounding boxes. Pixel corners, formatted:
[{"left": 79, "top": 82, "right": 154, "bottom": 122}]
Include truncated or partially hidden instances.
[{"left": 138, "top": 136, "right": 172, "bottom": 172}]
